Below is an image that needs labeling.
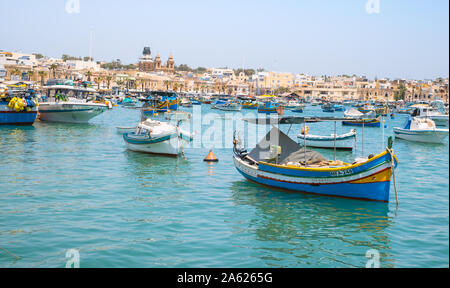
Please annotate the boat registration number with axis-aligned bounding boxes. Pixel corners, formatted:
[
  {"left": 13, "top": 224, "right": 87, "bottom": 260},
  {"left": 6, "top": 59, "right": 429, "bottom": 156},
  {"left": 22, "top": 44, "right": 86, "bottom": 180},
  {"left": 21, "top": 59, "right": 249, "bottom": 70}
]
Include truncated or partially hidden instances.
[{"left": 330, "top": 169, "right": 353, "bottom": 177}]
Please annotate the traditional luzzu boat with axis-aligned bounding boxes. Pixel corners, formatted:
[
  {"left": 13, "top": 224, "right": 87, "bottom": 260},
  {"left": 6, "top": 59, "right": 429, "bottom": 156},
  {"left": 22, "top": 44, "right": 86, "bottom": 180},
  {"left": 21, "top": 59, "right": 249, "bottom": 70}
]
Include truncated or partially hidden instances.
[
  {"left": 123, "top": 119, "right": 194, "bottom": 156},
  {"left": 343, "top": 117, "right": 381, "bottom": 127},
  {"left": 297, "top": 128, "right": 357, "bottom": 150},
  {"left": 242, "top": 101, "right": 258, "bottom": 110},
  {"left": 394, "top": 116, "right": 449, "bottom": 144},
  {"left": 258, "top": 101, "right": 280, "bottom": 114},
  {"left": 0, "top": 84, "right": 39, "bottom": 126},
  {"left": 233, "top": 117, "right": 399, "bottom": 202},
  {"left": 322, "top": 103, "right": 335, "bottom": 113},
  {"left": 333, "top": 104, "right": 345, "bottom": 111}
]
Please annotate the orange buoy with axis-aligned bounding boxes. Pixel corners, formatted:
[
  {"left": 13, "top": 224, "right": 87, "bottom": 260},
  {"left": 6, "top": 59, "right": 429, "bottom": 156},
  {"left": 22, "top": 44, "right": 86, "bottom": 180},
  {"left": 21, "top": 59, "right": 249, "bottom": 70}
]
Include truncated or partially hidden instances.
[{"left": 204, "top": 150, "right": 219, "bottom": 162}]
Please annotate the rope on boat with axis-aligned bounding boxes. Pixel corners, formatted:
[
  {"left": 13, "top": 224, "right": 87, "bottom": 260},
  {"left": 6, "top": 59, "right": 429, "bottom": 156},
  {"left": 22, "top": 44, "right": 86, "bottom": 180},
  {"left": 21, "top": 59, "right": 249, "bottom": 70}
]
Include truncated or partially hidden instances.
[{"left": 388, "top": 148, "right": 399, "bottom": 207}]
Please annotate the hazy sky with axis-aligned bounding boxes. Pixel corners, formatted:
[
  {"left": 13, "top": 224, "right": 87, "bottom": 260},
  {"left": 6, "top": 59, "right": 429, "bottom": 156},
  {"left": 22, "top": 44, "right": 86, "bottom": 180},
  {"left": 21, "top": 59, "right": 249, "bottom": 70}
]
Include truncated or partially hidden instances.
[{"left": 0, "top": 0, "right": 448, "bottom": 79}]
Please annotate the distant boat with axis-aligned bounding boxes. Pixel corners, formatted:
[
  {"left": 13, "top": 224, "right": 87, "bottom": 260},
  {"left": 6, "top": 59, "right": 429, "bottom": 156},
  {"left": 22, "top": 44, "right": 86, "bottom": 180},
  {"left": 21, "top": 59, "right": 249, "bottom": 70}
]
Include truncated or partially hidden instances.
[
  {"left": 216, "top": 101, "right": 242, "bottom": 111},
  {"left": 258, "top": 102, "right": 280, "bottom": 114},
  {"left": 410, "top": 104, "right": 449, "bottom": 127},
  {"left": 343, "top": 117, "right": 381, "bottom": 127},
  {"left": 298, "top": 128, "right": 356, "bottom": 150},
  {"left": 242, "top": 101, "right": 258, "bottom": 110},
  {"left": 116, "top": 126, "right": 136, "bottom": 134},
  {"left": 394, "top": 116, "right": 449, "bottom": 144},
  {"left": 322, "top": 103, "right": 335, "bottom": 113},
  {"left": 123, "top": 119, "right": 194, "bottom": 156},
  {"left": 333, "top": 104, "right": 344, "bottom": 111}
]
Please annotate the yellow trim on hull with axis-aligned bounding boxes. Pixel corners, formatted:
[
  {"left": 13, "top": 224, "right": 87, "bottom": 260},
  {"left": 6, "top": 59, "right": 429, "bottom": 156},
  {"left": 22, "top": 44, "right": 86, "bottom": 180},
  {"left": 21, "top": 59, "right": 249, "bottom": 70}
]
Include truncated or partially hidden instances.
[{"left": 259, "top": 150, "right": 399, "bottom": 172}]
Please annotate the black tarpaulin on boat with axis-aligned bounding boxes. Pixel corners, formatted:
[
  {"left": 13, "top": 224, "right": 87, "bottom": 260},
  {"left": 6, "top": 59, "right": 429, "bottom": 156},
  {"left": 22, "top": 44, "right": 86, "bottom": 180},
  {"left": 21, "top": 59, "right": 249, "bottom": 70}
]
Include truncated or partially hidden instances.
[{"left": 248, "top": 127, "right": 326, "bottom": 164}]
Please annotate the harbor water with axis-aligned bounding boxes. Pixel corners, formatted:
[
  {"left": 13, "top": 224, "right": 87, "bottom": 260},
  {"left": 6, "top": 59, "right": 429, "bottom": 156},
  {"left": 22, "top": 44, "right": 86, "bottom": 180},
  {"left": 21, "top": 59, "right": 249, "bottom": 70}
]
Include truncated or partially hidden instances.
[{"left": 0, "top": 105, "right": 448, "bottom": 268}]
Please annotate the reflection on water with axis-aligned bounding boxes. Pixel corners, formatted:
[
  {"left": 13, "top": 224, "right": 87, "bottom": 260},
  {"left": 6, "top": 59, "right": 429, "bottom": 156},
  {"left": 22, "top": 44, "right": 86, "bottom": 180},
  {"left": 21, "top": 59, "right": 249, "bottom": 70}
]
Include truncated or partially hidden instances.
[{"left": 230, "top": 180, "right": 393, "bottom": 267}]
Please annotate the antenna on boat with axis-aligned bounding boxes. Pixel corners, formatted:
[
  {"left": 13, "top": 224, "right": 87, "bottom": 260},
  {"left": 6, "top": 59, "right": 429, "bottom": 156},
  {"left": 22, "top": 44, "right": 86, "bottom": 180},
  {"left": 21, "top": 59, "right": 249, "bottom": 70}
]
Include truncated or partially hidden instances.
[{"left": 362, "top": 120, "right": 365, "bottom": 158}]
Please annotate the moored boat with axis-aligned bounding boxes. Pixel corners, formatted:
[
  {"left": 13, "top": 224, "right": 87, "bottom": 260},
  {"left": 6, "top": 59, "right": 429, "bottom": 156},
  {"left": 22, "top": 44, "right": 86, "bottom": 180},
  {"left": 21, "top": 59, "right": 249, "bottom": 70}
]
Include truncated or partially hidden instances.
[
  {"left": 298, "top": 128, "right": 357, "bottom": 150},
  {"left": 343, "top": 117, "right": 381, "bottom": 127},
  {"left": 233, "top": 124, "right": 398, "bottom": 203},
  {"left": 123, "top": 119, "right": 194, "bottom": 156},
  {"left": 0, "top": 84, "right": 39, "bottom": 126},
  {"left": 394, "top": 116, "right": 449, "bottom": 143},
  {"left": 39, "top": 84, "right": 109, "bottom": 124}
]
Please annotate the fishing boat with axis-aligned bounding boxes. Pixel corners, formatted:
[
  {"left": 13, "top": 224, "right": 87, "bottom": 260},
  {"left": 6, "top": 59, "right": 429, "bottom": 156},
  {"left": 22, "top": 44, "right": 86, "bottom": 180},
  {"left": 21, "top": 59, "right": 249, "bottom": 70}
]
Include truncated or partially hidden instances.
[
  {"left": 298, "top": 128, "right": 357, "bottom": 150},
  {"left": 242, "top": 101, "right": 258, "bottom": 110},
  {"left": 123, "top": 119, "right": 194, "bottom": 156},
  {"left": 258, "top": 102, "right": 280, "bottom": 114},
  {"left": 211, "top": 99, "right": 227, "bottom": 109},
  {"left": 216, "top": 101, "right": 242, "bottom": 111},
  {"left": 292, "top": 107, "right": 304, "bottom": 113},
  {"left": 148, "top": 91, "right": 180, "bottom": 113},
  {"left": 410, "top": 104, "right": 449, "bottom": 127},
  {"left": 164, "top": 111, "right": 192, "bottom": 122},
  {"left": 283, "top": 101, "right": 304, "bottom": 110},
  {"left": 343, "top": 117, "right": 381, "bottom": 127},
  {"left": 191, "top": 99, "right": 202, "bottom": 105},
  {"left": 322, "top": 103, "right": 335, "bottom": 113},
  {"left": 233, "top": 117, "right": 398, "bottom": 202},
  {"left": 0, "top": 85, "right": 38, "bottom": 126},
  {"left": 394, "top": 116, "right": 449, "bottom": 144},
  {"left": 39, "top": 84, "right": 109, "bottom": 124},
  {"left": 120, "top": 97, "right": 137, "bottom": 107},
  {"left": 333, "top": 104, "right": 345, "bottom": 111}
]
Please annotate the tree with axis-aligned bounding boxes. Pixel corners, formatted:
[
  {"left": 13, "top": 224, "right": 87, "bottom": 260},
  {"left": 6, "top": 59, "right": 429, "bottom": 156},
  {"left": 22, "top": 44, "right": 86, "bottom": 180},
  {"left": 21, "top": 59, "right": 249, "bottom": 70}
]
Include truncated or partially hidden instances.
[
  {"left": 84, "top": 56, "right": 93, "bottom": 62},
  {"left": 33, "top": 53, "right": 44, "bottom": 59},
  {"left": 11, "top": 68, "right": 22, "bottom": 79},
  {"left": 106, "top": 76, "right": 113, "bottom": 89},
  {"left": 38, "top": 71, "right": 47, "bottom": 86},
  {"left": 194, "top": 67, "right": 207, "bottom": 74},
  {"left": 394, "top": 84, "right": 407, "bottom": 101},
  {"left": 27, "top": 70, "right": 34, "bottom": 81},
  {"left": 49, "top": 64, "right": 58, "bottom": 78},
  {"left": 85, "top": 71, "right": 93, "bottom": 82}
]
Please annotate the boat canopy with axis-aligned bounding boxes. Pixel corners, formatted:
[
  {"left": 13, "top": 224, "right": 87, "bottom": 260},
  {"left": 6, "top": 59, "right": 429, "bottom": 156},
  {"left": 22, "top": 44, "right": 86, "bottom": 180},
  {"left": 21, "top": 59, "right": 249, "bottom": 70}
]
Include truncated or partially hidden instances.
[{"left": 247, "top": 127, "right": 326, "bottom": 165}]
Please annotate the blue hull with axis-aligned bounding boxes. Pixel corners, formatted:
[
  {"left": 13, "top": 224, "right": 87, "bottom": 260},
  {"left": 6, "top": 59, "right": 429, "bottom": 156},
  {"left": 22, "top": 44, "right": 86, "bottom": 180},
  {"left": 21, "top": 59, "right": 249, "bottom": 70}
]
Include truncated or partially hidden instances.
[
  {"left": 343, "top": 121, "right": 381, "bottom": 127},
  {"left": 0, "top": 103, "right": 37, "bottom": 126},
  {"left": 237, "top": 169, "right": 390, "bottom": 202}
]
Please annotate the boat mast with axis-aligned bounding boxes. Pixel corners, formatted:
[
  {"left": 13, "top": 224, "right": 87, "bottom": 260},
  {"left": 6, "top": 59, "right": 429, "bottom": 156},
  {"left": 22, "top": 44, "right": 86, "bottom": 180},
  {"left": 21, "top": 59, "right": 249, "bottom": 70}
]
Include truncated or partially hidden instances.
[{"left": 334, "top": 121, "right": 337, "bottom": 161}]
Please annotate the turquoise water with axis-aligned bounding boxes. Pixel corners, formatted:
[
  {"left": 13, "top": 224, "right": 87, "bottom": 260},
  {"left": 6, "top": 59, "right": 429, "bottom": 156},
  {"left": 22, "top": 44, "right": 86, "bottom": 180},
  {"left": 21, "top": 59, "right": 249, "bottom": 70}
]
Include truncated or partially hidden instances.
[{"left": 0, "top": 105, "right": 448, "bottom": 268}]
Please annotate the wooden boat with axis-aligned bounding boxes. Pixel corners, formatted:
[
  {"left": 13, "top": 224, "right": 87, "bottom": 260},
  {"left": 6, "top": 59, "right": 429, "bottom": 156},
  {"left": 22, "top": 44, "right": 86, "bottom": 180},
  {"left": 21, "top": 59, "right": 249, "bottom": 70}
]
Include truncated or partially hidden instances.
[
  {"left": 216, "top": 101, "right": 242, "bottom": 111},
  {"left": 394, "top": 117, "right": 449, "bottom": 143},
  {"left": 322, "top": 103, "right": 335, "bottom": 113},
  {"left": 258, "top": 102, "right": 280, "bottom": 114},
  {"left": 0, "top": 86, "right": 38, "bottom": 126},
  {"left": 242, "top": 101, "right": 258, "bottom": 110},
  {"left": 233, "top": 118, "right": 398, "bottom": 202},
  {"left": 343, "top": 117, "right": 381, "bottom": 127},
  {"left": 298, "top": 128, "right": 356, "bottom": 150}
]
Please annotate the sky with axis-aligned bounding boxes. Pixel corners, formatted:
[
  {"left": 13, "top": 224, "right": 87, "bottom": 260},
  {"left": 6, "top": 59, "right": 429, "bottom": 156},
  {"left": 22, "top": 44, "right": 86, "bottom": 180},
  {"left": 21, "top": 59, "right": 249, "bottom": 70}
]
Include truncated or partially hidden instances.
[{"left": 0, "top": 0, "right": 448, "bottom": 80}]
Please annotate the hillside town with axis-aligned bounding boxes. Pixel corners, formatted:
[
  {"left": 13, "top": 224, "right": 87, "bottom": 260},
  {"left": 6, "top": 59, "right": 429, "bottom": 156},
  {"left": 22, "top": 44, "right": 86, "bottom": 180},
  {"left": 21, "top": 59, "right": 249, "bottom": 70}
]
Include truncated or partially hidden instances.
[{"left": 0, "top": 47, "right": 448, "bottom": 103}]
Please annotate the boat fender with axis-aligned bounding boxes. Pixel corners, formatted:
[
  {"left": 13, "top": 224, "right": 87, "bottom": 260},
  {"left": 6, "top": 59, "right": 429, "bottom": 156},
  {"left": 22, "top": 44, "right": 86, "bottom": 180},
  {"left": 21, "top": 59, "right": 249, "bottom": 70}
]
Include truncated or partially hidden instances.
[
  {"left": 301, "top": 126, "right": 310, "bottom": 135},
  {"left": 368, "top": 154, "right": 374, "bottom": 159}
]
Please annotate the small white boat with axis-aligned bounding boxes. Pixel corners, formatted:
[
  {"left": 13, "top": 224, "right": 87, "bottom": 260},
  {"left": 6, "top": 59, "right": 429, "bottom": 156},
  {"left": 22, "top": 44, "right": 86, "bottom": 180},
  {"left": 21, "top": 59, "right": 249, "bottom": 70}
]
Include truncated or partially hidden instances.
[
  {"left": 116, "top": 126, "right": 136, "bottom": 134},
  {"left": 298, "top": 128, "right": 357, "bottom": 150},
  {"left": 123, "top": 119, "right": 194, "bottom": 156},
  {"left": 394, "top": 117, "right": 449, "bottom": 143},
  {"left": 164, "top": 111, "right": 192, "bottom": 122},
  {"left": 411, "top": 104, "right": 449, "bottom": 127},
  {"left": 344, "top": 108, "right": 376, "bottom": 119},
  {"left": 283, "top": 101, "right": 304, "bottom": 110}
]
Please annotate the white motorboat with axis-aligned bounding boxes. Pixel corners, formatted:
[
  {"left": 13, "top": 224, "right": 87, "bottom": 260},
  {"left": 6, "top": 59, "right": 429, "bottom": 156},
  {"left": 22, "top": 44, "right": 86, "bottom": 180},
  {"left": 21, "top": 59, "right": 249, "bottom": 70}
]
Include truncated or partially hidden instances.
[
  {"left": 344, "top": 108, "right": 376, "bottom": 119},
  {"left": 394, "top": 117, "right": 449, "bottom": 143},
  {"left": 298, "top": 128, "right": 357, "bottom": 150},
  {"left": 123, "top": 119, "right": 194, "bottom": 156},
  {"left": 39, "top": 85, "right": 109, "bottom": 124},
  {"left": 283, "top": 101, "right": 305, "bottom": 110},
  {"left": 410, "top": 104, "right": 449, "bottom": 127}
]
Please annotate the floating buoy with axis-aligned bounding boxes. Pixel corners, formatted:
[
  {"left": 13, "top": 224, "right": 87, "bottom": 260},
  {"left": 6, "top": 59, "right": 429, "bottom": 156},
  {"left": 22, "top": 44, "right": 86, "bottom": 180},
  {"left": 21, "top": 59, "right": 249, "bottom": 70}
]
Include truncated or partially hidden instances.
[{"left": 204, "top": 150, "right": 218, "bottom": 162}]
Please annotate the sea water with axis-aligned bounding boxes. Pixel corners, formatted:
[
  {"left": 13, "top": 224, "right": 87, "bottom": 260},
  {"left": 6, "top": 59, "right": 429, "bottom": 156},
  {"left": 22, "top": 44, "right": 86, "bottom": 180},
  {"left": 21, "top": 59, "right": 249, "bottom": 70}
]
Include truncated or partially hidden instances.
[{"left": 0, "top": 105, "right": 448, "bottom": 267}]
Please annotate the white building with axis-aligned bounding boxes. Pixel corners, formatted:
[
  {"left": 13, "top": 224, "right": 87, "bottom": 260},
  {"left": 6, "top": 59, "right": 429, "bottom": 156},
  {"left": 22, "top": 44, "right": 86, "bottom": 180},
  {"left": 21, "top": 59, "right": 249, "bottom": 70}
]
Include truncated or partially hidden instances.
[{"left": 65, "top": 60, "right": 101, "bottom": 72}]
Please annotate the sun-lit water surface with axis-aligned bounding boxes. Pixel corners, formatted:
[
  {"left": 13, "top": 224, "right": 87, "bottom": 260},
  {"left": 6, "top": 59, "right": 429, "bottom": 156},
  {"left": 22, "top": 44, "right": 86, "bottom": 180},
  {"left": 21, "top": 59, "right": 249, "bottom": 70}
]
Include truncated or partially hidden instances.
[{"left": 0, "top": 105, "right": 448, "bottom": 268}]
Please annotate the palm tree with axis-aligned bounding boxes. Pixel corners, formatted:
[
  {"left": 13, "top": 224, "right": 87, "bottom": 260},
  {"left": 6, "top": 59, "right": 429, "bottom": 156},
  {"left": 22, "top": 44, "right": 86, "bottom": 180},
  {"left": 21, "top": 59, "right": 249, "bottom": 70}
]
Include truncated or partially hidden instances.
[
  {"left": 49, "top": 64, "right": 58, "bottom": 79},
  {"left": 11, "top": 68, "right": 21, "bottom": 79},
  {"left": 38, "top": 71, "right": 47, "bottom": 86},
  {"left": 85, "top": 71, "right": 93, "bottom": 82},
  {"left": 163, "top": 80, "right": 170, "bottom": 91},
  {"left": 106, "top": 76, "right": 113, "bottom": 89},
  {"left": 27, "top": 70, "right": 35, "bottom": 81},
  {"left": 95, "top": 77, "right": 103, "bottom": 90}
]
